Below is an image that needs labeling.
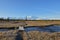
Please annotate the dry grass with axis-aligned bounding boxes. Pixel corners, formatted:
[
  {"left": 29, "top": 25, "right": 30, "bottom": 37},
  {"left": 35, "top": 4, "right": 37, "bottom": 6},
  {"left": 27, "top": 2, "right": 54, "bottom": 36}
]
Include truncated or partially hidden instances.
[
  {"left": 0, "top": 30, "right": 18, "bottom": 40},
  {"left": 0, "top": 30, "right": 60, "bottom": 40},
  {"left": 0, "top": 20, "right": 60, "bottom": 40},
  {"left": 26, "top": 20, "right": 60, "bottom": 26},
  {"left": 0, "top": 20, "right": 60, "bottom": 27},
  {"left": 23, "top": 31, "right": 60, "bottom": 40}
]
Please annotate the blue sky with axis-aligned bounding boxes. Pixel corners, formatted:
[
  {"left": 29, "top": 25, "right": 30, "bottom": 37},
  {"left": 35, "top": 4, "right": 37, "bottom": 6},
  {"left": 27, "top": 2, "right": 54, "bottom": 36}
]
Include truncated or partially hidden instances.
[{"left": 0, "top": 0, "right": 60, "bottom": 19}]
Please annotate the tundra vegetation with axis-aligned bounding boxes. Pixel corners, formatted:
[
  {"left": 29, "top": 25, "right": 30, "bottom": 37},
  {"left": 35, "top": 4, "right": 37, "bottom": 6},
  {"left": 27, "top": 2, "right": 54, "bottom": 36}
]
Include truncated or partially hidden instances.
[{"left": 0, "top": 18, "right": 60, "bottom": 40}]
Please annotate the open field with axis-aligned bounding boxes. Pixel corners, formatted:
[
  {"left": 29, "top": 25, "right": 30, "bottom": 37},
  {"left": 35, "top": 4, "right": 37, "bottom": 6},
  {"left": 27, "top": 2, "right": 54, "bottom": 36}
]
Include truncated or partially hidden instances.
[
  {"left": 0, "top": 30, "right": 18, "bottom": 40},
  {"left": 0, "top": 20, "right": 60, "bottom": 40},
  {"left": 23, "top": 31, "right": 60, "bottom": 40},
  {"left": 0, "top": 30, "right": 60, "bottom": 40},
  {"left": 25, "top": 20, "right": 60, "bottom": 26},
  {"left": 0, "top": 20, "right": 60, "bottom": 27}
]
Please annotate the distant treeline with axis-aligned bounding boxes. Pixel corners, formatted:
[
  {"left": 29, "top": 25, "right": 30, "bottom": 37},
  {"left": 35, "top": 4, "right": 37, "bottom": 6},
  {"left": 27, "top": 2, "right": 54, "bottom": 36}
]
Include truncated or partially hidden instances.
[
  {"left": 0, "top": 17, "right": 60, "bottom": 21},
  {"left": 0, "top": 18, "right": 24, "bottom": 21}
]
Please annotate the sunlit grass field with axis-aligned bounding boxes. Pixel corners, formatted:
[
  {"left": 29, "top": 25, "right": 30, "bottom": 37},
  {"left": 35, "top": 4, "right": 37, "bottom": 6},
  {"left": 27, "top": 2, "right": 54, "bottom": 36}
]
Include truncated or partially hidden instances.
[
  {"left": 0, "top": 20, "right": 60, "bottom": 40},
  {"left": 0, "top": 20, "right": 60, "bottom": 27}
]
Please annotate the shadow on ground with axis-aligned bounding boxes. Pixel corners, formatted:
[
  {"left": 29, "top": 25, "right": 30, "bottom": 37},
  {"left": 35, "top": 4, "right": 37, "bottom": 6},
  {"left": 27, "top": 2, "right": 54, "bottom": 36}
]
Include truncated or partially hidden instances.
[{"left": 16, "top": 31, "right": 23, "bottom": 40}]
